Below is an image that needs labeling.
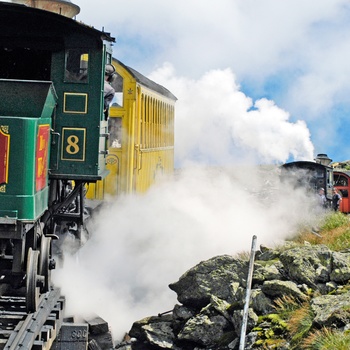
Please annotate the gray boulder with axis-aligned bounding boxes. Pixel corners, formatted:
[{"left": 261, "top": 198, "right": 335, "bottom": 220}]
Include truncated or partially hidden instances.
[
  {"left": 261, "top": 279, "right": 308, "bottom": 301},
  {"left": 330, "top": 252, "right": 350, "bottom": 282},
  {"left": 279, "top": 245, "right": 332, "bottom": 288},
  {"left": 169, "top": 255, "right": 248, "bottom": 308},
  {"left": 311, "top": 291, "right": 350, "bottom": 327}
]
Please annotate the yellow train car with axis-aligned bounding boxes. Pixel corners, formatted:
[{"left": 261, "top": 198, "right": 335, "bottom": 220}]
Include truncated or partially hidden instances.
[{"left": 87, "top": 59, "right": 177, "bottom": 200}]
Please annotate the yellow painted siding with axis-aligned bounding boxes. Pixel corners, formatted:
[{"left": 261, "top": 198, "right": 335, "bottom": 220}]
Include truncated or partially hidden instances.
[{"left": 86, "top": 59, "right": 175, "bottom": 200}]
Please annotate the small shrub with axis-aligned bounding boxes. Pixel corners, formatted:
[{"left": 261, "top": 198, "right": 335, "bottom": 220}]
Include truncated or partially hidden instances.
[
  {"left": 303, "top": 328, "right": 350, "bottom": 349},
  {"left": 273, "top": 295, "right": 314, "bottom": 348},
  {"left": 288, "top": 303, "right": 314, "bottom": 346},
  {"left": 273, "top": 295, "right": 299, "bottom": 320}
]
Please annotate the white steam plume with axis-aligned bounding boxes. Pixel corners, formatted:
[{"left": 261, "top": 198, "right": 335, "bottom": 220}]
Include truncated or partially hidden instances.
[
  {"left": 53, "top": 66, "right": 319, "bottom": 341},
  {"left": 53, "top": 165, "right": 323, "bottom": 341},
  {"left": 148, "top": 63, "right": 314, "bottom": 166}
]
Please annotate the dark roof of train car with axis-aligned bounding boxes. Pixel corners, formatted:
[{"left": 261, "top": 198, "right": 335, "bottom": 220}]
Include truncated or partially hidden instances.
[
  {"left": 282, "top": 161, "right": 332, "bottom": 169},
  {"left": 114, "top": 59, "right": 177, "bottom": 101},
  {"left": 0, "top": 2, "right": 115, "bottom": 43}
]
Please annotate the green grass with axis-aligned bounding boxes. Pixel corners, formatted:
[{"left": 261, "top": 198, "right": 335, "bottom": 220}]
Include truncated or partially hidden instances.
[
  {"left": 302, "top": 328, "right": 350, "bottom": 349},
  {"left": 320, "top": 212, "right": 349, "bottom": 231},
  {"left": 295, "top": 212, "right": 350, "bottom": 251}
]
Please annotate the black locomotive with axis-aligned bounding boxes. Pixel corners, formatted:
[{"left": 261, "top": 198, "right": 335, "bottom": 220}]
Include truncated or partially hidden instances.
[{"left": 281, "top": 154, "right": 334, "bottom": 206}]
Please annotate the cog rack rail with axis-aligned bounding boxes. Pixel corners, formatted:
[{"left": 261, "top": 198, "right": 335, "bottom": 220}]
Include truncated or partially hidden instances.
[{"left": 0, "top": 288, "right": 64, "bottom": 350}]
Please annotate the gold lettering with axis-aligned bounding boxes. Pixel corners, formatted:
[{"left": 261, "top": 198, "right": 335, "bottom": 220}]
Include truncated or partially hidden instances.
[
  {"left": 39, "top": 135, "right": 46, "bottom": 150},
  {"left": 66, "top": 135, "right": 80, "bottom": 154},
  {"left": 37, "top": 157, "right": 44, "bottom": 177}
]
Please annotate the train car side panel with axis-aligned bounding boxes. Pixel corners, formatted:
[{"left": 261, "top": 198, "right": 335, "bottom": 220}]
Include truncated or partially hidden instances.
[
  {"left": 49, "top": 36, "right": 109, "bottom": 181},
  {"left": 0, "top": 80, "right": 56, "bottom": 220},
  {"left": 86, "top": 59, "right": 176, "bottom": 200},
  {"left": 334, "top": 171, "right": 350, "bottom": 213}
]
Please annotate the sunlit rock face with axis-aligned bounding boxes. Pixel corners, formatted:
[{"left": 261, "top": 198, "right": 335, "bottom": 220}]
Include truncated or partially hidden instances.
[{"left": 11, "top": 0, "right": 80, "bottom": 18}]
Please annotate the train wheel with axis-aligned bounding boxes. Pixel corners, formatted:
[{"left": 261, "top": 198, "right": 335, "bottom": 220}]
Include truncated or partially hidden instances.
[
  {"left": 39, "top": 236, "right": 51, "bottom": 293},
  {"left": 26, "top": 248, "right": 39, "bottom": 313}
]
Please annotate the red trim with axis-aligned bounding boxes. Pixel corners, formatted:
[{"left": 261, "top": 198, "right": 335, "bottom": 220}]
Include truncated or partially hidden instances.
[
  {"left": 36, "top": 125, "right": 50, "bottom": 191},
  {"left": 0, "top": 128, "right": 10, "bottom": 185}
]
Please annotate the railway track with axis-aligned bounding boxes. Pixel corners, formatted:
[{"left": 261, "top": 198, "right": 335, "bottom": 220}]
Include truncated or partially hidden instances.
[{"left": 0, "top": 287, "right": 64, "bottom": 350}]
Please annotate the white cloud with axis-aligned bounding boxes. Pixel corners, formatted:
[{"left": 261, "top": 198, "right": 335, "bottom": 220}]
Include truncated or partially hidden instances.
[
  {"left": 74, "top": 0, "right": 348, "bottom": 78},
  {"left": 149, "top": 63, "right": 314, "bottom": 165}
]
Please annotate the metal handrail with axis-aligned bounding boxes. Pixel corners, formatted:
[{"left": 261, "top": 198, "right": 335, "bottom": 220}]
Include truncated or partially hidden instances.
[{"left": 239, "top": 235, "right": 257, "bottom": 350}]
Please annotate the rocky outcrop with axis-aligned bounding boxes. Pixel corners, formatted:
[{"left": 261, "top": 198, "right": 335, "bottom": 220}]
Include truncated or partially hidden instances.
[{"left": 115, "top": 243, "right": 350, "bottom": 349}]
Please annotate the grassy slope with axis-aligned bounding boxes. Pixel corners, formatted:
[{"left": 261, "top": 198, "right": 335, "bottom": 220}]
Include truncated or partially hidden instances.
[{"left": 258, "top": 212, "right": 350, "bottom": 349}]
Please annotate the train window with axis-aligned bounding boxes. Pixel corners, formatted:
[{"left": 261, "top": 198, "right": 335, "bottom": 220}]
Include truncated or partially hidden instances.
[
  {"left": 334, "top": 174, "right": 348, "bottom": 187},
  {"left": 111, "top": 72, "right": 123, "bottom": 107},
  {"left": 339, "top": 189, "right": 348, "bottom": 198},
  {"left": 106, "top": 52, "right": 112, "bottom": 65},
  {"left": 109, "top": 117, "right": 122, "bottom": 148},
  {"left": 327, "top": 169, "right": 334, "bottom": 186},
  {"left": 65, "top": 49, "right": 89, "bottom": 83},
  {"left": 316, "top": 170, "right": 323, "bottom": 178}
]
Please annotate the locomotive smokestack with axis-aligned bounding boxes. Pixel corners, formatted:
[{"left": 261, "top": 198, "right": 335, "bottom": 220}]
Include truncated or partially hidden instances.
[
  {"left": 315, "top": 153, "right": 332, "bottom": 166},
  {"left": 11, "top": 0, "right": 80, "bottom": 18}
]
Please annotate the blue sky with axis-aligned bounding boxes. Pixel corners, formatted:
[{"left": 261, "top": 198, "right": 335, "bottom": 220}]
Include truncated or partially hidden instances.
[{"left": 11, "top": 0, "right": 350, "bottom": 165}]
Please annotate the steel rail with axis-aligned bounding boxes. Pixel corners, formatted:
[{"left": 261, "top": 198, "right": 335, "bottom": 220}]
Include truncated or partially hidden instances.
[{"left": 4, "top": 288, "right": 63, "bottom": 350}]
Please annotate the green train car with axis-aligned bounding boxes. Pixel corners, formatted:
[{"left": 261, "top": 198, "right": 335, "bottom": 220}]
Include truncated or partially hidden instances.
[
  {"left": 0, "top": 80, "right": 56, "bottom": 220},
  {"left": 0, "top": 2, "right": 114, "bottom": 311}
]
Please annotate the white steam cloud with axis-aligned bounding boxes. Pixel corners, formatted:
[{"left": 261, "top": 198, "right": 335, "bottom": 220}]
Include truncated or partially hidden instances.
[
  {"left": 53, "top": 170, "right": 322, "bottom": 341},
  {"left": 149, "top": 63, "right": 314, "bottom": 166},
  {"left": 53, "top": 67, "right": 319, "bottom": 342}
]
